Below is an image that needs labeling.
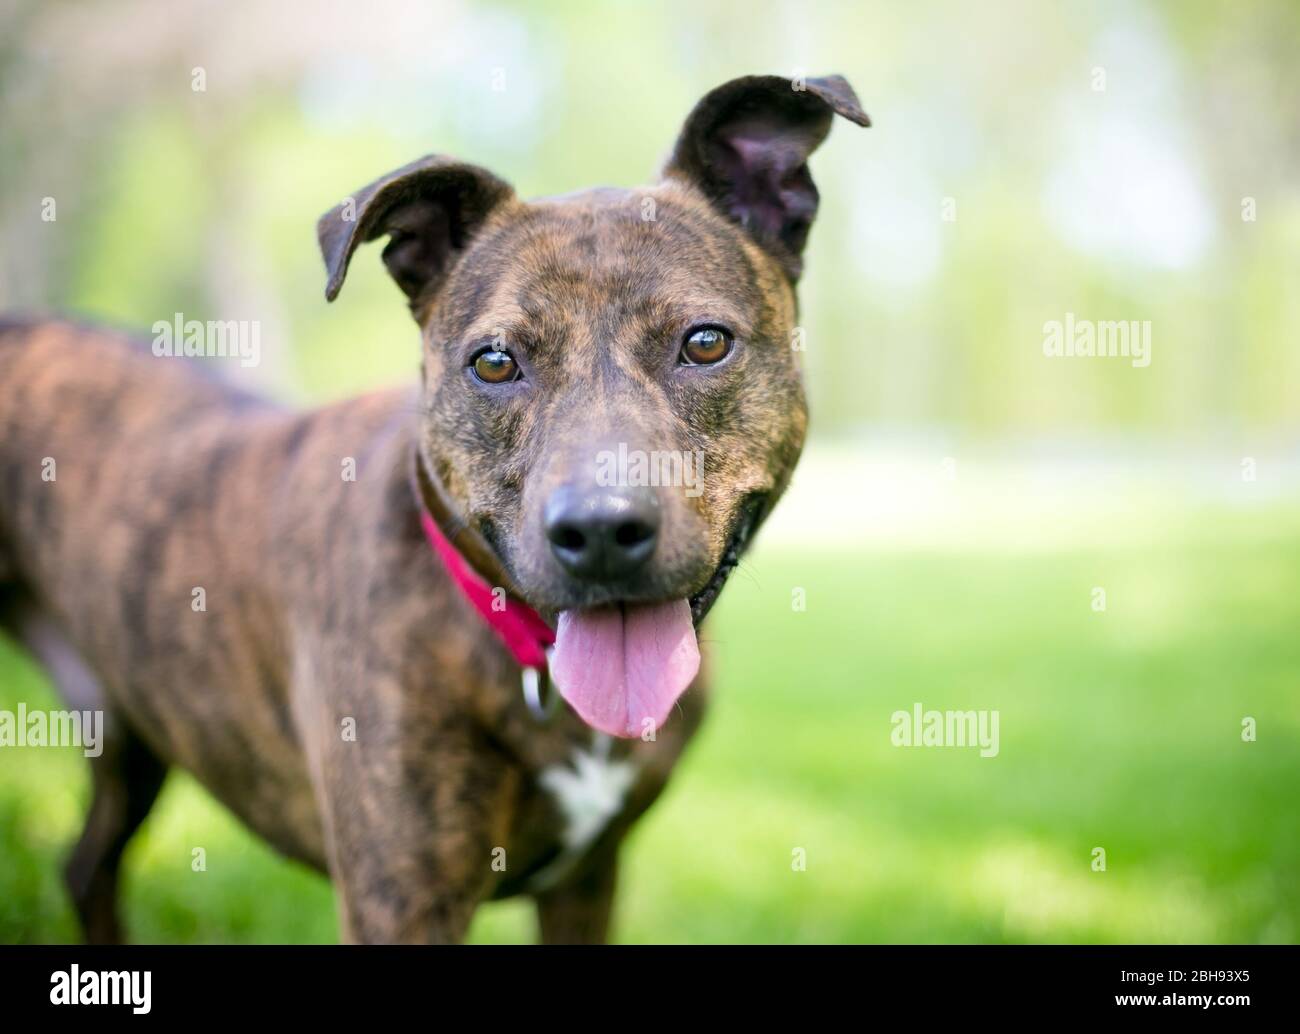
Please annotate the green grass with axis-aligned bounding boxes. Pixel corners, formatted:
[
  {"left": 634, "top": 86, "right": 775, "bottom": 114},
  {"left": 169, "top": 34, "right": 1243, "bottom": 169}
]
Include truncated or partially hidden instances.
[{"left": 2, "top": 504, "right": 1298, "bottom": 943}]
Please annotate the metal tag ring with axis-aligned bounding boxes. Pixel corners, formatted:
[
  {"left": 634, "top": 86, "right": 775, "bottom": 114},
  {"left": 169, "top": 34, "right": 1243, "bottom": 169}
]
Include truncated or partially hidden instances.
[{"left": 521, "top": 649, "right": 561, "bottom": 723}]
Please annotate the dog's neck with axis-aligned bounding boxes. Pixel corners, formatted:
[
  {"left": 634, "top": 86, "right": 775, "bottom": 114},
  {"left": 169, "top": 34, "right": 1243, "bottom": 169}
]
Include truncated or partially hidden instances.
[
  {"left": 409, "top": 442, "right": 516, "bottom": 593},
  {"left": 408, "top": 443, "right": 554, "bottom": 671}
]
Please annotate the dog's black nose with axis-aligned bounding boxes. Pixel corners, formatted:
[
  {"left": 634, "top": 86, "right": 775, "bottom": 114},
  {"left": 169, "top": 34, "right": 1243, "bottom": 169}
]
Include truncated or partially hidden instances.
[{"left": 545, "top": 486, "right": 660, "bottom": 582}]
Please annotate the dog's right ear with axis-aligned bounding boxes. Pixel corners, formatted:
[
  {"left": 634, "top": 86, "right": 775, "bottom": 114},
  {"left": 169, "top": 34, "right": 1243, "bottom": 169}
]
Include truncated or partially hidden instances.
[{"left": 317, "top": 154, "right": 515, "bottom": 306}]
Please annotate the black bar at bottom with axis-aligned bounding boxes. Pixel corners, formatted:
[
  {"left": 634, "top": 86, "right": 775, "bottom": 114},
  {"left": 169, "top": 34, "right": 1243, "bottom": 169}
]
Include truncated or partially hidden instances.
[{"left": 0, "top": 944, "right": 1288, "bottom": 1019}]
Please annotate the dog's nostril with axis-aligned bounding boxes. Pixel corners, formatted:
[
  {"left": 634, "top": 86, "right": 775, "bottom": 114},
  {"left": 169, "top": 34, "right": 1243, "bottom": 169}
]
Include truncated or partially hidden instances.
[
  {"left": 550, "top": 525, "right": 586, "bottom": 552},
  {"left": 614, "top": 519, "right": 654, "bottom": 548}
]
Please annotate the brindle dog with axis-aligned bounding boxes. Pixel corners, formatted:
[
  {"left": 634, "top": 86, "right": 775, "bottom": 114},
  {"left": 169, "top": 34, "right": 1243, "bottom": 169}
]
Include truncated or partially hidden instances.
[{"left": 0, "top": 74, "right": 868, "bottom": 943}]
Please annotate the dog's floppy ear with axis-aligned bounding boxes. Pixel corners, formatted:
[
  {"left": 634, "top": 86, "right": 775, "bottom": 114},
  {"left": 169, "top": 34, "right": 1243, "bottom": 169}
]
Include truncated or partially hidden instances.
[
  {"left": 663, "top": 74, "right": 869, "bottom": 281},
  {"left": 318, "top": 154, "right": 515, "bottom": 305}
]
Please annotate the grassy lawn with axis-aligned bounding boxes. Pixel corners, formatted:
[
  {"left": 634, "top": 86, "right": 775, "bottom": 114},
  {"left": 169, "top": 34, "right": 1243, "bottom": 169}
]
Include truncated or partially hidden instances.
[{"left": 2, "top": 503, "right": 1297, "bottom": 943}]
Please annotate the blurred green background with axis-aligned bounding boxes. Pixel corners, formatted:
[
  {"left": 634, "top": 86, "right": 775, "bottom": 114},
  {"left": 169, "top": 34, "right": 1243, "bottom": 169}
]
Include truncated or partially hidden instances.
[{"left": 1, "top": 0, "right": 1297, "bottom": 943}]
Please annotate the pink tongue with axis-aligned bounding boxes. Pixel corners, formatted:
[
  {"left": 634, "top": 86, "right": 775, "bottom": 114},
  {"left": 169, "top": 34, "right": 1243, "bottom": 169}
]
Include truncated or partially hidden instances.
[{"left": 551, "top": 600, "right": 700, "bottom": 738}]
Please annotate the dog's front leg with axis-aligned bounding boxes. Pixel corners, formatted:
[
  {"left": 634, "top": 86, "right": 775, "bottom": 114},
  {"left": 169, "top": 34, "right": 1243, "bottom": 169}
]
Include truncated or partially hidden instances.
[
  {"left": 534, "top": 836, "right": 621, "bottom": 945},
  {"left": 303, "top": 675, "right": 515, "bottom": 944}
]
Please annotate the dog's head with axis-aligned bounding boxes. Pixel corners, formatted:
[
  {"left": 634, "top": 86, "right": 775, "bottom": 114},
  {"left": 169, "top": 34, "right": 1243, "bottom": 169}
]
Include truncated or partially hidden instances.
[{"left": 319, "top": 74, "right": 868, "bottom": 737}]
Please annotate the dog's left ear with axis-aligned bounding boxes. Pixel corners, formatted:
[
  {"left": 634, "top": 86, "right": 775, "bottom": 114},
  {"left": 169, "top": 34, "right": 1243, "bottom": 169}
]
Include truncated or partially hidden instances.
[
  {"left": 663, "top": 74, "right": 869, "bottom": 281},
  {"left": 318, "top": 154, "right": 515, "bottom": 306}
]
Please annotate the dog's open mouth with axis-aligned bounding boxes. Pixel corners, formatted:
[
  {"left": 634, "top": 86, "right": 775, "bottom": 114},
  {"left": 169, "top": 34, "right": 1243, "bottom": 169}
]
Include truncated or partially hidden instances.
[{"left": 549, "top": 494, "right": 768, "bottom": 738}]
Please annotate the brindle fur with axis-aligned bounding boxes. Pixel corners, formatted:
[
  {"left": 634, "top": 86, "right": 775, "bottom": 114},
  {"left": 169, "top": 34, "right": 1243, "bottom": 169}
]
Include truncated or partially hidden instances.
[{"left": 0, "top": 75, "right": 867, "bottom": 943}]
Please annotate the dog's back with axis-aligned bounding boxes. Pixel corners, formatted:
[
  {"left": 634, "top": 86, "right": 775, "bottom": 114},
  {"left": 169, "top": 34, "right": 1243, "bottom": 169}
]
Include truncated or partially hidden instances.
[
  {"left": 0, "top": 317, "right": 284, "bottom": 667},
  {"left": 0, "top": 318, "right": 384, "bottom": 869},
  {"left": 0, "top": 317, "right": 274, "bottom": 586}
]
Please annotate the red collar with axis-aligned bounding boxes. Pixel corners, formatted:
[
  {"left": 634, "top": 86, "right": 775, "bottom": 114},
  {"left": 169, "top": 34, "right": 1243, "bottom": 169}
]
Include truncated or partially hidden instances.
[
  {"left": 417, "top": 509, "right": 555, "bottom": 669},
  {"left": 410, "top": 447, "right": 555, "bottom": 671}
]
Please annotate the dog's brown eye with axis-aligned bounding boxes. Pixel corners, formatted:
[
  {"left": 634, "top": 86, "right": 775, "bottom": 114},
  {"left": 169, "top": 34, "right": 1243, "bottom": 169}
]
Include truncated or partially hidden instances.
[
  {"left": 680, "top": 327, "right": 732, "bottom": 366},
  {"left": 471, "top": 349, "right": 519, "bottom": 384}
]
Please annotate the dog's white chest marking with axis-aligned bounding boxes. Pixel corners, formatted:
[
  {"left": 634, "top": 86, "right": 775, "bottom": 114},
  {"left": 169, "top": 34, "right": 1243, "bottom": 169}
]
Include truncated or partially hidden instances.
[{"left": 534, "top": 733, "right": 637, "bottom": 887}]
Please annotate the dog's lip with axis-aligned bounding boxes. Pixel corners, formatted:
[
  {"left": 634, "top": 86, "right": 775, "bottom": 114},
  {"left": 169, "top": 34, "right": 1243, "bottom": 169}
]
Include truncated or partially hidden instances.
[{"left": 687, "top": 492, "right": 768, "bottom": 626}]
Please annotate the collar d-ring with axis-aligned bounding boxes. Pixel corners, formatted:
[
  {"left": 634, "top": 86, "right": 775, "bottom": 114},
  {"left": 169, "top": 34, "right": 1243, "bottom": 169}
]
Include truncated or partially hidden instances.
[{"left": 521, "top": 647, "right": 561, "bottom": 723}]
